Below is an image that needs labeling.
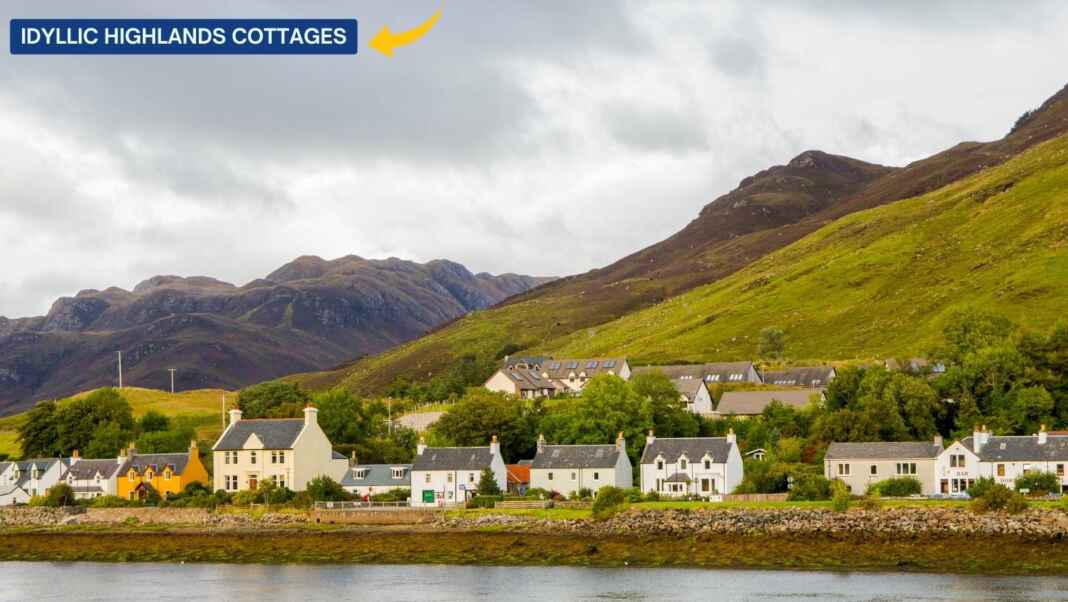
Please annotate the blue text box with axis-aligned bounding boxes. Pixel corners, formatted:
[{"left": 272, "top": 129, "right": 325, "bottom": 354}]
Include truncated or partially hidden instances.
[{"left": 10, "top": 19, "right": 358, "bottom": 54}]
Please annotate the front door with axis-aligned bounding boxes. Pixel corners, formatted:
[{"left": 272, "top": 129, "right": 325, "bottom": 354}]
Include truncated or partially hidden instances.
[
  {"left": 701, "top": 478, "right": 710, "bottom": 493},
  {"left": 248, "top": 476, "right": 258, "bottom": 491},
  {"left": 941, "top": 479, "right": 949, "bottom": 494}
]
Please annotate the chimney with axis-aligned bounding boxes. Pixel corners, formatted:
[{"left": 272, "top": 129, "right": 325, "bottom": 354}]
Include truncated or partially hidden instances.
[
  {"left": 726, "top": 428, "right": 737, "bottom": 445},
  {"left": 189, "top": 439, "right": 198, "bottom": 452},
  {"left": 117, "top": 445, "right": 127, "bottom": 465},
  {"left": 350, "top": 451, "right": 358, "bottom": 467},
  {"left": 537, "top": 433, "right": 546, "bottom": 453},
  {"left": 490, "top": 434, "right": 501, "bottom": 457},
  {"left": 71, "top": 449, "right": 80, "bottom": 460},
  {"left": 228, "top": 407, "right": 242, "bottom": 426},
  {"left": 1039, "top": 424, "right": 1048, "bottom": 445},
  {"left": 616, "top": 431, "right": 625, "bottom": 451},
  {"left": 417, "top": 436, "right": 427, "bottom": 456},
  {"left": 127, "top": 441, "right": 137, "bottom": 456},
  {"left": 973, "top": 425, "right": 986, "bottom": 454},
  {"left": 933, "top": 435, "right": 943, "bottom": 449},
  {"left": 646, "top": 429, "right": 656, "bottom": 447},
  {"left": 303, "top": 404, "right": 318, "bottom": 426}
]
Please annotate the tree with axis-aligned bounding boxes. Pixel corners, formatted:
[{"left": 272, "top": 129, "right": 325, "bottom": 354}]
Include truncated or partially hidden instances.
[
  {"left": 314, "top": 389, "right": 371, "bottom": 445},
  {"left": 758, "top": 327, "right": 786, "bottom": 360},
  {"left": 136, "top": 423, "right": 197, "bottom": 454},
  {"left": 43, "top": 483, "right": 76, "bottom": 507},
  {"left": 476, "top": 467, "right": 501, "bottom": 496},
  {"left": 54, "top": 389, "right": 135, "bottom": 455},
  {"left": 631, "top": 373, "right": 700, "bottom": 439},
  {"left": 304, "top": 476, "right": 352, "bottom": 502},
  {"left": 139, "top": 410, "right": 171, "bottom": 433},
  {"left": 432, "top": 389, "right": 540, "bottom": 461},
  {"left": 938, "top": 309, "right": 1017, "bottom": 365},
  {"left": 237, "top": 381, "right": 310, "bottom": 419},
  {"left": 85, "top": 421, "right": 132, "bottom": 458},
  {"left": 18, "top": 400, "right": 61, "bottom": 458}
]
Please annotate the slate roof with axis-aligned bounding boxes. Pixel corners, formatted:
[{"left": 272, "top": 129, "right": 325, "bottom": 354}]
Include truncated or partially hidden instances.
[
  {"left": 824, "top": 441, "right": 943, "bottom": 460},
  {"left": 763, "top": 367, "right": 836, "bottom": 387},
  {"left": 213, "top": 419, "right": 305, "bottom": 451},
  {"left": 671, "top": 378, "right": 706, "bottom": 402},
  {"left": 635, "top": 362, "right": 760, "bottom": 383},
  {"left": 502, "top": 356, "right": 551, "bottom": 370},
  {"left": 961, "top": 435, "right": 1068, "bottom": 462},
  {"left": 641, "top": 437, "right": 734, "bottom": 464},
  {"left": 538, "top": 358, "right": 627, "bottom": 379},
  {"left": 412, "top": 447, "right": 496, "bottom": 471},
  {"left": 716, "top": 390, "right": 822, "bottom": 415},
  {"left": 332, "top": 450, "right": 346, "bottom": 460},
  {"left": 62, "top": 459, "right": 122, "bottom": 481},
  {"left": 119, "top": 452, "right": 191, "bottom": 474},
  {"left": 340, "top": 464, "right": 412, "bottom": 488},
  {"left": 664, "top": 472, "right": 692, "bottom": 483},
  {"left": 498, "top": 368, "right": 560, "bottom": 392},
  {"left": 530, "top": 444, "right": 622, "bottom": 469}
]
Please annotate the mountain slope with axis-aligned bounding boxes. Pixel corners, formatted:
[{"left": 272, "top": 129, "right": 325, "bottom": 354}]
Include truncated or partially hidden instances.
[
  {"left": 549, "top": 131, "right": 1068, "bottom": 360},
  {"left": 0, "top": 256, "right": 549, "bottom": 415},
  {"left": 294, "top": 83, "right": 1068, "bottom": 395}
]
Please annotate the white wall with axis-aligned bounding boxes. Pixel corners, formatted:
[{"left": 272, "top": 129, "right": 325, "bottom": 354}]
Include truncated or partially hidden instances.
[
  {"left": 640, "top": 448, "right": 740, "bottom": 498},
  {"left": 484, "top": 370, "right": 517, "bottom": 396}
]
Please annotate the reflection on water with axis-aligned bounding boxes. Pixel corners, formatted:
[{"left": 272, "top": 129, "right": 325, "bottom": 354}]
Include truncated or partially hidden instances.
[{"left": 2, "top": 562, "right": 1068, "bottom": 602}]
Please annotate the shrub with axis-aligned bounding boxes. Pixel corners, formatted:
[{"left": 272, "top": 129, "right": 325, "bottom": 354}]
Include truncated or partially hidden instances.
[
  {"left": 43, "top": 483, "right": 76, "bottom": 507},
  {"left": 623, "top": 487, "right": 643, "bottom": 503},
  {"left": 305, "top": 476, "right": 353, "bottom": 502},
  {"left": 1014, "top": 471, "right": 1061, "bottom": 496},
  {"left": 591, "top": 486, "right": 626, "bottom": 519},
  {"left": 861, "top": 492, "right": 882, "bottom": 512},
  {"left": 467, "top": 495, "right": 502, "bottom": 509},
  {"left": 370, "top": 489, "right": 410, "bottom": 503},
  {"left": 971, "top": 483, "right": 1028, "bottom": 514},
  {"left": 866, "top": 476, "right": 922, "bottom": 497},
  {"left": 90, "top": 495, "right": 132, "bottom": 508},
  {"left": 787, "top": 473, "right": 832, "bottom": 501},
  {"left": 571, "top": 487, "right": 593, "bottom": 501},
  {"left": 967, "top": 477, "right": 996, "bottom": 499},
  {"left": 27, "top": 495, "right": 46, "bottom": 507},
  {"left": 642, "top": 491, "right": 661, "bottom": 502},
  {"left": 831, "top": 480, "right": 850, "bottom": 513},
  {"left": 524, "top": 487, "right": 549, "bottom": 499}
]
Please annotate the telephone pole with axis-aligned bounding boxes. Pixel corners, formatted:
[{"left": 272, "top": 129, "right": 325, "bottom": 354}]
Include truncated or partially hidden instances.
[
  {"left": 117, "top": 351, "right": 123, "bottom": 388},
  {"left": 221, "top": 393, "right": 227, "bottom": 430},
  {"left": 168, "top": 368, "right": 176, "bottom": 394}
]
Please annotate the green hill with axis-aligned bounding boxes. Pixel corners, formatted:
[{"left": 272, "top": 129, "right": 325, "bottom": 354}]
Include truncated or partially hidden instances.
[
  {"left": 0, "top": 387, "right": 233, "bottom": 459},
  {"left": 549, "top": 132, "right": 1068, "bottom": 360}
]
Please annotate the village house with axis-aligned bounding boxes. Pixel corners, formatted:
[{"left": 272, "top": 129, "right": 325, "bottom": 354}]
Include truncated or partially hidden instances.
[
  {"left": 484, "top": 357, "right": 631, "bottom": 398},
  {"left": 0, "top": 457, "right": 73, "bottom": 505},
  {"left": 117, "top": 440, "right": 210, "bottom": 501},
  {"left": 60, "top": 452, "right": 122, "bottom": 499},
  {"left": 762, "top": 366, "right": 837, "bottom": 388},
  {"left": 634, "top": 362, "right": 763, "bottom": 385},
  {"left": 409, "top": 436, "right": 507, "bottom": 507},
  {"left": 639, "top": 432, "right": 743, "bottom": 498},
  {"left": 340, "top": 458, "right": 412, "bottom": 499},
  {"left": 824, "top": 438, "right": 944, "bottom": 495},
  {"left": 528, "top": 433, "right": 632, "bottom": 497},
  {"left": 935, "top": 425, "right": 1068, "bottom": 495},
  {"left": 212, "top": 405, "right": 348, "bottom": 493},
  {"left": 713, "top": 389, "right": 823, "bottom": 419},
  {"left": 670, "top": 378, "right": 714, "bottom": 415}
]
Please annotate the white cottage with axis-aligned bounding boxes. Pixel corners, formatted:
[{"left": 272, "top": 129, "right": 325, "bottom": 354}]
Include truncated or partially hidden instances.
[
  {"left": 824, "top": 439, "right": 944, "bottom": 495},
  {"left": 409, "top": 436, "right": 507, "bottom": 507},
  {"left": 212, "top": 405, "right": 348, "bottom": 493},
  {"left": 935, "top": 425, "right": 1068, "bottom": 495},
  {"left": 0, "top": 457, "right": 73, "bottom": 504},
  {"left": 59, "top": 452, "right": 122, "bottom": 499},
  {"left": 340, "top": 460, "right": 412, "bottom": 499},
  {"left": 671, "top": 378, "right": 713, "bottom": 415},
  {"left": 639, "top": 432, "right": 743, "bottom": 498},
  {"left": 528, "top": 433, "right": 632, "bottom": 497},
  {"left": 484, "top": 358, "right": 631, "bottom": 398}
]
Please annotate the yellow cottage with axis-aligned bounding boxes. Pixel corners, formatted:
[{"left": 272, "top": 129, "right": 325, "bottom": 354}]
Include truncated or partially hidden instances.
[{"left": 116, "top": 440, "right": 210, "bottom": 501}]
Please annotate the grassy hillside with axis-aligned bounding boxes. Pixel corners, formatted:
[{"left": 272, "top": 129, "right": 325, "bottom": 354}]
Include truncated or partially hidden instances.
[
  {"left": 547, "top": 133, "right": 1068, "bottom": 360},
  {"left": 0, "top": 387, "right": 233, "bottom": 459}
]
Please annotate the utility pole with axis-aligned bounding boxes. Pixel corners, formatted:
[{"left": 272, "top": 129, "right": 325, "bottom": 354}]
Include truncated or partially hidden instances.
[
  {"left": 221, "top": 393, "right": 226, "bottom": 430},
  {"left": 117, "top": 351, "right": 123, "bottom": 388},
  {"left": 168, "top": 368, "right": 176, "bottom": 394}
]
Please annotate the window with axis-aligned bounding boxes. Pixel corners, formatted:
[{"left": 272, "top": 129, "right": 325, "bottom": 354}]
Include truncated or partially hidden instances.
[
  {"left": 548, "top": 472, "right": 554, "bottom": 481},
  {"left": 469, "top": 473, "right": 476, "bottom": 483},
  {"left": 425, "top": 473, "right": 431, "bottom": 484},
  {"left": 224, "top": 453, "right": 230, "bottom": 465},
  {"left": 1058, "top": 464, "right": 1065, "bottom": 477},
  {"left": 570, "top": 472, "right": 577, "bottom": 481},
  {"left": 163, "top": 470, "right": 171, "bottom": 481},
  {"left": 603, "top": 361, "right": 615, "bottom": 368},
  {"left": 586, "top": 360, "right": 598, "bottom": 369},
  {"left": 895, "top": 463, "right": 917, "bottom": 475},
  {"left": 837, "top": 463, "right": 850, "bottom": 476},
  {"left": 704, "top": 460, "right": 711, "bottom": 470},
  {"left": 997, "top": 464, "right": 1006, "bottom": 477},
  {"left": 392, "top": 468, "right": 406, "bottom": 479},
  {"left": 950, "top": 454, "right": 965, "bottom": 468},
  {"left": 250, "top": 451, "right": 257, "bottom": 464},
  {"left": 870, "top": 465, "right": 878, "bottom": 476},
  {"left": 271, "top": 451, "right": 277, "bottom": 464},
  {"left": 447, "top": 473, "right": 453, "bottom": 483},
  {"left": 593, "top": 472, "right": 600, "bottom": 480},
  {"left": 224, "top": 475, "right": 237, "bottom": 491},
  {"left": 656, "top": 460, "right": 664, "bottom": 470},
  {"left": 680, "top": 459, "right": 687, "bottom": 470}
]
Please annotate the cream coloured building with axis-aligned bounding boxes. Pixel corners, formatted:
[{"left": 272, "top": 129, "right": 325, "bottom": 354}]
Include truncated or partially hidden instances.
[
  {"left": 212, "top": 405, "right": 348, "bottom": 493},
  {"left": 824, "top": 438, "right": 944, "bottom": 495}
]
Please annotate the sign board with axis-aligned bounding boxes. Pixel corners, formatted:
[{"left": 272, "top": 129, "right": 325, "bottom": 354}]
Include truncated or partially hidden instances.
[{"left": 421, "top": 489, "right": 434, "bottom": 504}]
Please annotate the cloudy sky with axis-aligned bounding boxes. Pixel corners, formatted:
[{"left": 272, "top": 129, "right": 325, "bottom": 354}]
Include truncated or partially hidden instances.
[{"left": 1, "top": 1, "right": 1066, "bottom": 317}]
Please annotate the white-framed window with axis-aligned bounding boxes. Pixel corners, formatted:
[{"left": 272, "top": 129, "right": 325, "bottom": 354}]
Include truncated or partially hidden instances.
[
  {"left": 704, "top": 460, "right": 711, "bottom": 470},
  {"left": 870, "top": 465, "right": 877, "bottom": 476},
  {"left": 896, "top": 463, "right": 917, "bottom": 475},
  {"left": 837, "top": 463, "right": 850, "bottom": 476},
  {"left": 680, "top": 459, "right": 687, "bottom": 470},
  {"left": 447, "top": 473, "right": 453, "bottom": 483},
  {"left": 997, "top": 464, "right": 1006, "bottom": 477},
  {"left": 548, "top": 472, "right": 553, "bottom": 481},
  {"left": 424, "top": 473, "right": 431, "bottom": 484},
  {"left": 469, "top": 473, "right": 476, "bottom": 483},
  {"left": 656, "top": 460, "right": 664, "bottom": 470},
  {"left": 250, "top": 451, "right": 257, "bottom": 464},
  {"left": 570, "top": 472, "right": 577, "bottom": 481},
  {"left": 391, "top": 468, "right": 406, "bottom": 479},
  {"left": 950, "top": 454, "right": 965, "bottom": 468}
]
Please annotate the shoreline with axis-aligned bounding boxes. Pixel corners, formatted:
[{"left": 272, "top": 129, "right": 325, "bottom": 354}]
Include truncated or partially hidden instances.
[{"left": 1, "top": 526, "right": 1067, "bottom": 575}]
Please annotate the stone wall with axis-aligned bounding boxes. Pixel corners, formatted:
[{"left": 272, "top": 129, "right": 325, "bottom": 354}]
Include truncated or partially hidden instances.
[{"left": 312, "top": 508, "right": 437, "bottom": 525}]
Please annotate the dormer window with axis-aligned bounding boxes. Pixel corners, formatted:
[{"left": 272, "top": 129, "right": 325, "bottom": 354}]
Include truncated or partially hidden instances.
[
  {"left": 144, "top": 469, "right": 154, "bottom": 480},
  {"left": 391, "top": 467, "right": 406, "bottom": 479},
  {"left": 163, "top": 469, "right": 172, "bottom": 480},
  {"left": 354, "top": 469, "right": 369, "bottom": 480},
  {"left": 680, "top": 459, "right": 687, "bottom": 470},
  {"left": 704, "top": 459, "right": 711, "bottom": 470},
  {"left": 656, "top": 459, "right": 664, "bottom": 470}
]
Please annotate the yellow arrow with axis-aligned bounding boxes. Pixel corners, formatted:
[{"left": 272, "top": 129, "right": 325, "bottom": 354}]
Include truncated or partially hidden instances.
[{"left": 370, "top": 9, "right": 441, "bottom": 57}]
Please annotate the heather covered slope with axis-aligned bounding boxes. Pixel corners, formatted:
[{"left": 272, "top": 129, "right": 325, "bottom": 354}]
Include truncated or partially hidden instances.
[
  {"left": 0, "top": 256, "right": 548, "bottom": 415},
  {"left": 550, "top": 132, "right": 1068, "bottom": 361},
  {"left": 296, "top": 83, "right": 1068, "bottom": 395}
]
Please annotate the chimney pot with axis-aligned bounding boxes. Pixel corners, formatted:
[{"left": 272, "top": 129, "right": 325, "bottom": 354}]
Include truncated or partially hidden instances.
[
  {"left": 303, "top": 405, "right": 318, "bottom": 426},
  {"left": 417, "top": 436, "right": 427, "bottom": 456},
  {"left": 228, "top": 407, "right": 242, "bottom": 426}
]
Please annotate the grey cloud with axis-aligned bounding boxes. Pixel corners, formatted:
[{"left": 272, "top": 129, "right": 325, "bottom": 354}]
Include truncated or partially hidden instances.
[
  {"left": 710, "top": 36, "right": 766, "bottom": 80},
  {"left": 601, "top": 101, "right": 708, "bottom": 154}
]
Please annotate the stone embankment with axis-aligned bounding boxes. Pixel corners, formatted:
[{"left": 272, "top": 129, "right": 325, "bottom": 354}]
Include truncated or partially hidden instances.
[
  {"left": 0, "top": 507, "right": 306, "bottom": 528},
  {"left": 442, "top": 507, "right": 1068, "bottom": 539}
]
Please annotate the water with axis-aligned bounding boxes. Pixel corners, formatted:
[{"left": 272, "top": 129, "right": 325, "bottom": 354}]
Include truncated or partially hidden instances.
[{"left": 2, "top": 562, "right": 1068, "bottom": 601}]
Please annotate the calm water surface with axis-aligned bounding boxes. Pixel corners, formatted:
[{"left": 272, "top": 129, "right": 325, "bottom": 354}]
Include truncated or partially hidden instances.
[{"left": 2, "top": 562, "right": 1068, "bottom": 601}]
